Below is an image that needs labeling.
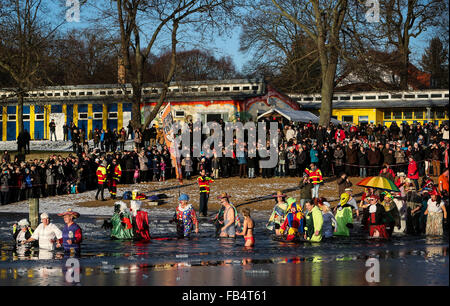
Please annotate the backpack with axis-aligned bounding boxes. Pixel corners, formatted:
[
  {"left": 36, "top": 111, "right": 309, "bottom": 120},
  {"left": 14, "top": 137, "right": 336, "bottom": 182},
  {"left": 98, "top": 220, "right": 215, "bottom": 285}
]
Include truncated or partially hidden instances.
[{"left": 122, "top": 191, "right": 132, "bottom": 200}]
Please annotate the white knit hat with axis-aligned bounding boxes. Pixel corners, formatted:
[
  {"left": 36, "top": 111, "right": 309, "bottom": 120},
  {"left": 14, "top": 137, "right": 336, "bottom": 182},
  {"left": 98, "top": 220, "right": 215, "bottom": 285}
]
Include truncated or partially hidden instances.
[{"left": 40, "top": 213, "right": 49, "bottom": 220}]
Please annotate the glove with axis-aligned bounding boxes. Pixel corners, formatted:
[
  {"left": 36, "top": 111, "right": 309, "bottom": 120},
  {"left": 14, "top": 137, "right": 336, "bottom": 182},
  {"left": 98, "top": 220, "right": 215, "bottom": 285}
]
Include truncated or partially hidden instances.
[{"left": 346, "top": 223, "right": 354, "bottom": 229}]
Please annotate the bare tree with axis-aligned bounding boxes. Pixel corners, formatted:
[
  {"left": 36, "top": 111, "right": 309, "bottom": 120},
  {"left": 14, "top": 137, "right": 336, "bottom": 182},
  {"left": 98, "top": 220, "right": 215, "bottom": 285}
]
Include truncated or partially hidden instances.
[
  {"left": 267, "top": 0, "right": 348, "bottom": 126},
  {"left": 102, "top": 0, "right": 236, "bottom": 130},
  {"left": 374, "top": 0, "right": 446, "bottom": 90}
]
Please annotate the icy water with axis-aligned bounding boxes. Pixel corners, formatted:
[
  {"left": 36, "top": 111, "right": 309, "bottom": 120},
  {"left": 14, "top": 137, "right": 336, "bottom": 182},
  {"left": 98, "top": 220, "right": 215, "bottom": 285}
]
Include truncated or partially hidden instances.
[{"left": 0, "top": 211, "right": 448, "bottom": 286}]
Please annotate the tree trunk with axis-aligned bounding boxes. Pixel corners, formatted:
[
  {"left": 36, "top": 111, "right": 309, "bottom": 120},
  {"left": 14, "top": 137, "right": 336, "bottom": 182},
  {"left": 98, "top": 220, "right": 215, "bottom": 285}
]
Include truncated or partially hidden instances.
[
  {"left": 143, "top": 21, "right": 179, "bottom": 129},
  {"left": 17, "top": 93, "right": 24, "bottom": 135},
  {"left": 400, "top": 49, "right": 409, "bottom": 90},
  {"left": 319, "top": 65, "right": 336, "bottom": 127}
]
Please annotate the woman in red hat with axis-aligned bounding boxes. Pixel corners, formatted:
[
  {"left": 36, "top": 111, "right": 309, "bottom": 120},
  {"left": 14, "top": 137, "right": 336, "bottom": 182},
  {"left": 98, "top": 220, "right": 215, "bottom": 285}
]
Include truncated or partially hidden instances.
[
  {"left": 57, "top": 209, "right": 82, "bottom": 257},
  {"left": 424, "top": 191, "right": 447, "bottom": 236},
  {"left": 363, "top": 195, "right": 389, "bottom": 239}
]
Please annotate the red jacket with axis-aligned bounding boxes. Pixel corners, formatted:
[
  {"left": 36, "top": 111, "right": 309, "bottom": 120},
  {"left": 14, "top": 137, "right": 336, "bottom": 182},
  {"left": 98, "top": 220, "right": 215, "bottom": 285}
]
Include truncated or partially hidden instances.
[
  {"left": 134, "top": 210, "right": 150, "bottom": 241},
  {"left": 407, "top": 161, "right": 419, "bottom": 180},
  {"left": 304, "top": 168, "right": 323, "bottom": 184},
  {"left": 334, "top": 129, "right": 346, "bottom": 142},
  {"left": 198, "top": 176, "right": 214, "bottom": 193}
]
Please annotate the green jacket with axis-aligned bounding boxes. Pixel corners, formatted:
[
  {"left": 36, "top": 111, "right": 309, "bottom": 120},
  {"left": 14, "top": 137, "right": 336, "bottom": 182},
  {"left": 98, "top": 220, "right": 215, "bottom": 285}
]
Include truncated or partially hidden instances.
[
  {"left": 334, "top": 205, "right": 353, "bottom": 237},
  {"left": 305, "top": 206, "right": 323, "bottom": 242},
  {"left": 111, "top": 212, "right": 134, "bottom": 240}
]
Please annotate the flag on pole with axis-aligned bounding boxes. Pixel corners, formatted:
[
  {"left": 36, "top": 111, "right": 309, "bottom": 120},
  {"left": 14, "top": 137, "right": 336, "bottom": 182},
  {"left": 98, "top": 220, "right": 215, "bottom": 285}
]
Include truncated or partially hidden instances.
[{"left": 159, "top": 103, "right": 183, "bottom": 184}]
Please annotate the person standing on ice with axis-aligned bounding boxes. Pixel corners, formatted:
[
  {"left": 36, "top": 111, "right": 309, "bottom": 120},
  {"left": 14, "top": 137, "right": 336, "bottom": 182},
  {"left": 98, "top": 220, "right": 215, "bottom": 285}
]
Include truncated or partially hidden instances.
[
  {"left": 197, "top": 169, "right": 214, "bottom": 217},
  {"left": 95, "top": 160, "right": 107, "bottom": 201},
  {"left": 23, "top": 213, "right": 62, "bottom": 250}
]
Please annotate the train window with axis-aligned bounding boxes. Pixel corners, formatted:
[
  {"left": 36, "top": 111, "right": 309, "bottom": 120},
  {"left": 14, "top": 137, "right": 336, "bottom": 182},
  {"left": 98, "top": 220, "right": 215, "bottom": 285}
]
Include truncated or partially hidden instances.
[
  {"left": 352, "top": 96, "right": 363, "bottom": 100},
  {"left": 378, "top": 95, "right": 388, "bottom": 99},
  {"left": 414, "top": 111, "right": 423, "bottom": 119},
  {"left": 214, "top": 87, "right": 221, "bottom": 92},
  {"left": 39, "top": 93, "right": 45, "bottom": 97},
  {"left": 8, "top": 115, "right": 16, "bottom": 121},
  {"left": 435, "top": 111, "right": 445, "bottom": 118},
  {"left": 315, "top": 97, "right": 321, "bottom": 101},
  {"left": 431, "top": 94, "right": 442, "bottom": 98},
  {"left": 108, "top": 112, "right": 118, "bottom": 119},
  {"left": 417, "top": 94, "right": 428, "bottom": 98},
  {"left": 63, "top": 92, "right": 69, "bottom": 96},
  {"left": 93, "top": 113, "right": 103, "bottom": 119},
  {"left": 35, "top": 114, "right": 44, "bottom": 121},
  {"left": 191, "top": 88, "right": 199, "bottom": 92},
  {"left": 252, "top": 86, "right": 259, "bottom": 91},
  {"left": 78, "top": 113, "right": 88, "bottom": 120},
  {"left": 182, "top": 88, "right": 189, "bottom": 92},
  {"left": 358, "top": 116, "right": 368, "bottom": 123},
  {"left": 126, "top": 90, "right": 131, "bottom": 94},
  {"left": 175, "top": 111, "right": 185, "bottom": 118},
  {"left": 200, "top": 87, "right": 207, "bottom": 92},
  {"left": 243, "top": 86, "right": 250, "bottom": 90},
  {"left": 233, "top": 87, "right": 240, "bottom": 91},
  {"left": 391, "top": 94, "right": 402, "bottom": 99},
  {"left": 304, "top": 97, "right": 313, "bottom": 101},
  {"left": 71, "top": 92, "right": 76, "bottom": 96},
  {"left": 79, "top": 92, "right": 85, "bottom": 96},
  {"left": 47, "top": 93, "right": 53, "bottom": 96},
  {"left": 23, "top": 114, "right": 30, "bottom": 120},
  {"left": 384, "top": 112, "right": 391, "bottom": 119},
  {"left": 342, "top": 115, "right": 353, "bottom": 122},
  {"left": 172, "top": 88, "right": 180, "bottom": 93},
  {"left": 100, "top": 91, "right": 106, "bottom": 95},
  {"left": 108, "top": 91, "right": 114, "bottom": 95},
  {"left": 117, "top": 90, "right": 122, "bottom": 94},
  {"left": 223, "top": 87, "right": 230, "bottom": 91},
  {"left": 55, "top": 92, "right": 60, "bottom": 96},
  {"left": 332, "top": 96, "right": 338, "bottom": 100},
  {"left": 404, "top": 94, "right": 415, "bottom": 99},
  {"left": 340, "top": 96, "right": 350, "bottom": 100},
  {"left": 393, "top": 111, "right": 402, "bottom": 119},
  {"left": 403, "top": 111, "right": 413, "bottom": 119}
]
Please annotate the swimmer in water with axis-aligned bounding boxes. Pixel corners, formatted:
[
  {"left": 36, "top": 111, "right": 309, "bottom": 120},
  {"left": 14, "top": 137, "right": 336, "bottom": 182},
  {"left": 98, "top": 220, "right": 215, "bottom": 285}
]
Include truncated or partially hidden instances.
[{"left": 237, "top": 208, "right": 255, "bottom": 247}]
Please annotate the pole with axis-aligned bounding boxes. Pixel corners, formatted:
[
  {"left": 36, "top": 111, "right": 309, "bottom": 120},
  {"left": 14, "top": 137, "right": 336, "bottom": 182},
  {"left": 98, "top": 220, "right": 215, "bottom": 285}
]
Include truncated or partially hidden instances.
[{"left": 29, "top": 198, "right": 39, "bottom": 229}]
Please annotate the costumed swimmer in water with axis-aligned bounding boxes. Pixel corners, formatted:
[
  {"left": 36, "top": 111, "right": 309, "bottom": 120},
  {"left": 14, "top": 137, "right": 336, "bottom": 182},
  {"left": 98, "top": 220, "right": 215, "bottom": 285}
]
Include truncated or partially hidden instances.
[
  {"left": 333, "top": 193, "right": 354, "bottom": 237},
  {"left": 171, "top": 193, "right": 199, "bottom": 238},
  {"left": 103, "top": 201, "right": 134, "bottom": 240},
  {"left": 266, "top": 191, "right": 289, "bottom": 236},
  {"left": 279, "top": 198, "right": 304, "bottom": 241},
  {"left": 130, "top": 200, "right": 151, "bottom": 241}
]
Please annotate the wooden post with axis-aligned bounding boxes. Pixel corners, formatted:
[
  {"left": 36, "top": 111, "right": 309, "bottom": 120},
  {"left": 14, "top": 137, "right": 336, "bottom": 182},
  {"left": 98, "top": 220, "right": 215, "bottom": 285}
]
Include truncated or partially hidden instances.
[{"left": 29, "top": 198, "right": 39, "bottom": 229}]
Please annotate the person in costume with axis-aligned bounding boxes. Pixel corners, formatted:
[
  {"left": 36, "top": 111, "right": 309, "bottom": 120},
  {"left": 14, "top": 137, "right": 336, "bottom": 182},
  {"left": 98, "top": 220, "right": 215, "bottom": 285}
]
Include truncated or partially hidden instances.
[
  {"left": 108, "top": 201, "right": 134, "bottom": 240},
  {"left": 304, "top": 200, "right": 323, "bottom": 242},
  {"left": 280, "top": 197, "right": 304, "bottom": 241},
  {"left": 237, "top": 208, "right": 255, "bottom": 247},
  {"left": 171, "top": 193, "right": 199, "bottom": 238},
  {"left": 57, "top": 209, "right": 82, "bottom": 257},
  {"left": 392, "top": 191, "right": 407, "bottom": 234},
  {"left": 424, "top": 190, "right": 447, "bottom": 236},
  {"left": 318, "top": 200, "right": 338, "bottom": 239},
  {"left": 23, "top": 213, "right": 62, "bottom": 251},
  {"left": 266, "top": 191, "right": 289, "bottom": 236},
  {"left": 12, "top": 219, "right": 34, "bottom": 246},
  {"left": 405, "top": 182, "right": 424, "bottom": 235},
  {"left": 333, "top": 193, "right": 353, "bottom": 237},
  {"left": 363, "top": 195, "right": 389, "bottom": 239},
  {"left": 380, "top": 191, "right": 401, "bottom": 237},
  {"left": 343, "top": 188, "right": 359, "bottom": 218},
  {"left": 130, "top": 200, "right": 151, "bottom": 241}
]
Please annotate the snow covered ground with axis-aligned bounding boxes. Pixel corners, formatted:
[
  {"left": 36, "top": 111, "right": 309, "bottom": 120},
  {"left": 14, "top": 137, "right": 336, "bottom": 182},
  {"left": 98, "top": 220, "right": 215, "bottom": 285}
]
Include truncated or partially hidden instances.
[{"left": 1, "top": 139, "right": 136, "bottom": 152}]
